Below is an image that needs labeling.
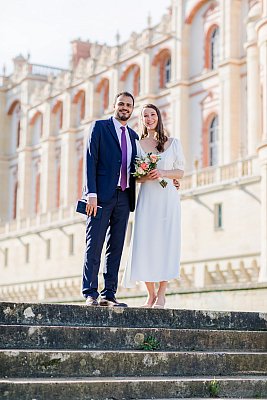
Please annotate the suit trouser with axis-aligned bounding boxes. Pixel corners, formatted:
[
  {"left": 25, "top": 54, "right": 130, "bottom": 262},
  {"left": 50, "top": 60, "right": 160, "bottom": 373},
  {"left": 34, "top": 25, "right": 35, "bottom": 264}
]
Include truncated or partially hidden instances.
[{"left": 82, "top": 188, "right": 130, "bottom": 299}]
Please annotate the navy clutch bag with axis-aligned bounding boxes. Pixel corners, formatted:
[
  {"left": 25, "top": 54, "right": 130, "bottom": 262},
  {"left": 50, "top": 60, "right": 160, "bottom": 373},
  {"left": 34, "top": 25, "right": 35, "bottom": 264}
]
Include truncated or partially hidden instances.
[{"left": 75, "top": 200, "right": 102, "bottom": 219}]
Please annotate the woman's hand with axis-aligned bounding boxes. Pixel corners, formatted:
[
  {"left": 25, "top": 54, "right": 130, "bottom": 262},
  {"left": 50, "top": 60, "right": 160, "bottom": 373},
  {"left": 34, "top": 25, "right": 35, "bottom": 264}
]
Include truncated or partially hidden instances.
[{"left": 147, "top": 169, "right": 163, "bottom": 180}]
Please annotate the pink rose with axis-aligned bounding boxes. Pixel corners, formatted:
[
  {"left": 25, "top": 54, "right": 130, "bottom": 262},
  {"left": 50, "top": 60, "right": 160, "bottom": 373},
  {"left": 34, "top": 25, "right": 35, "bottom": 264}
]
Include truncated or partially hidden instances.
[
  {"left": 137, "top": 167, "right": 146, "bottom": 175},
  {"left": 140, "top": 162, "right": 149, "bottom": 170},
  {"left": 150, "top": 155, "right": 158, "bottom": 163}
]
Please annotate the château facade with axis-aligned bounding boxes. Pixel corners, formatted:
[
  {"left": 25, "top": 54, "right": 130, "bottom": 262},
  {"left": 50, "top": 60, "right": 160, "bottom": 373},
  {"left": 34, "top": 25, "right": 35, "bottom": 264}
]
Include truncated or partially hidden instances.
[{"left": 0, "top": 0, "right": 267, "bottom": 311}]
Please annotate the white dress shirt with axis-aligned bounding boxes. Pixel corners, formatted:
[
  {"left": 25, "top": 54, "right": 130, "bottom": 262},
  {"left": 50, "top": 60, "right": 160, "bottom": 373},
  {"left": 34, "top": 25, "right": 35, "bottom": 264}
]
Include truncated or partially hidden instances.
[{"left": 112, "top": 116, "right": 132, "bottom": 189}]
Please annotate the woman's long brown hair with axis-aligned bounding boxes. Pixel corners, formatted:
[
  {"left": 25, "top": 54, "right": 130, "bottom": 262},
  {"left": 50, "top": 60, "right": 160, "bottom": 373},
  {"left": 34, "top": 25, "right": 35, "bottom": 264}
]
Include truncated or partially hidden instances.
[{"left": 140, "top": 104, "right": 168, "bottom": 153}]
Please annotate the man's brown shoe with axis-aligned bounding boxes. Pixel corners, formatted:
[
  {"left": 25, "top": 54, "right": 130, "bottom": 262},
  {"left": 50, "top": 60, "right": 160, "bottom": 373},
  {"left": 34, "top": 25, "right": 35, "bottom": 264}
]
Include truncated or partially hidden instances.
[{"left": 85, "top": 296, "right": 99, "bottom": 306}]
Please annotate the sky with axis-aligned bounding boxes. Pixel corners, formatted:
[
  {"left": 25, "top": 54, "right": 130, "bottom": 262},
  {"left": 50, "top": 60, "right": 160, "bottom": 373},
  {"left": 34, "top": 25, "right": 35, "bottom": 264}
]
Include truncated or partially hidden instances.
[{"left": 0, "top": 0, "right": 171, "bottom": 74}]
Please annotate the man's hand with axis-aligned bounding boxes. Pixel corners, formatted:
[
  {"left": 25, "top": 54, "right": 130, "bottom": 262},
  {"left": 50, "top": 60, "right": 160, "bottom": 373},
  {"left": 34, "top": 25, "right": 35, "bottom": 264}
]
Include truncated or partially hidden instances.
[
  {"left": 86, "top": 197, "right": 98, "bottom": 217},
  {"left": 173, "top": 179, "right": 180, "bottom": 190}
]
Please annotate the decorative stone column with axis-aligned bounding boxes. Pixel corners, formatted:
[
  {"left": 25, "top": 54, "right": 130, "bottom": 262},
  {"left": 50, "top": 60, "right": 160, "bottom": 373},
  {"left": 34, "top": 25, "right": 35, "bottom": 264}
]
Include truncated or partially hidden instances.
[
  {"left": 256, "top": 10, "right": 267, "bottom": 282},
  {"left": 41, "top": 138, "right": 56, "bottom": 213},
  {"left": 60, "top": 130, "right": 77, "bottom": 208},
  {"left": 171, "top": 1, "right": 190, "bottom": 167},
  {"left": 0, "top": 92, "right": 9, "bottom": 221},
  {"left": 245, "top": 5, "right": 262, "bottom": 156},
  {"left": 17, "top": 83, "right": 32, "bottom": 219},
  {"left": 218, "top": 0, "right": 242, "bottom": 164}
]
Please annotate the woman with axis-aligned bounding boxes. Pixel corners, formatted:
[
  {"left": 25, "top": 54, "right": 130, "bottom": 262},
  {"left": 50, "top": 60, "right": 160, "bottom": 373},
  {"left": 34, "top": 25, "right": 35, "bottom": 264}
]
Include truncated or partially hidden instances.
[{"left": 122, "top": 104, "right": 185, "bottom": 308}]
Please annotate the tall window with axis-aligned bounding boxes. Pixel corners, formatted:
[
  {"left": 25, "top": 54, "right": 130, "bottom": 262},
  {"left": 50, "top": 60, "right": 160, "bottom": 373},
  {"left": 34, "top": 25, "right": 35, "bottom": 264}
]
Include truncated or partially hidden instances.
[
  {"left": 121, "top": 64, "right": 141, "bottom": 97},
  {"left": 13, "top": 181, "right": 18, "bottom": 219},
  {"left": 96, "top": 78, "right": 109, "bottom": 115},
  {"left": 73, "top": 90, "right": 85, "bottom": 127},
  {"left": 152, "top": 49, "right": 172, "bottom": 90},
  {"left": 211, "top": 27, "right": 219, "bottom": 70},
  {"left": 32, "top": 159, "right": 41, "bottom": 214},
  {"left": 4, "top": 248, "right": 8, "bottom": 267},
  {"left": 51, "top": 101, "right": 63, "bottom": 136},
  {"left": 165, "top": 58, "right": 171, "bottom": 84},
  {"left": 214, "top": 203, "right": 223, "bottom": 229},
  {"left": 8, "top": 101, "right": 21, "bottom": 152},
  {"left": 31, "top": 112, "right": 43, "bottom": 145},
  {"left": 209, "top": 116, "right": 219, "bottom": 166},
  {"left": 55, "top": 153, "right": 61, "bottom": 208},
  {"left": 35, "top": 172, "right": 41, "bottom": 214}
]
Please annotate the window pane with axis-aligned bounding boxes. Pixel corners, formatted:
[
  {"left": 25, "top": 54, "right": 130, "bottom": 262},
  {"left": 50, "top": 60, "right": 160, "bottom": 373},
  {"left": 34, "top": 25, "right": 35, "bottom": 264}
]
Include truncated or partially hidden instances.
[
  {"left": 211, "top": 27, "right": 219, "bottom": 70},
  {"left": 214, "top": 203, "right": 223, "bottom": 229}
]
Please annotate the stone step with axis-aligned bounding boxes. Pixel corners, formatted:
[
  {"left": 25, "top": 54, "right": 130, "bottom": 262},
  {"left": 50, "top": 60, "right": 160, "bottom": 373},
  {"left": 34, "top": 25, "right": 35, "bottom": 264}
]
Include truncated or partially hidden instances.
[
  {"left": 1, "top": 376, "right": 267, "bottom": 399},
  {"left": 1, "top": 301, "right": 267, "bottom": 331},
  {"left": 1, "top": 324, "right": 266, "bottom": 352},
  {"left": 1, "top": 350, "right": 267, "bottom": 379}
]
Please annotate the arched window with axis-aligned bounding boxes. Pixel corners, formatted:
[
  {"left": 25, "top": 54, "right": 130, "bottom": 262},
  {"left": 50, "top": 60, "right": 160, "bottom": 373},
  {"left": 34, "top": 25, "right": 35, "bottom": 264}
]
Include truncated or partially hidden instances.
[
  {"left": 51, "top": 101, "right": 63, "bottom": 135},
  {"left": 209, "top": 116, "right": 219, "bottom": 166},
  {"left": 73, "top": 90, "right": 85, "bottom": 127},
  {"left": 121, "top": 64, "right": 141, "bottom": 97},
  {"left": 152, "top": 49, "right": 172, "bottom": 90},
  {"left": 96, "top": 78, "right": 109, "bottom": 115},
  {"left": 30, "top": 112, "right": 43, "bottom": 145},
  {"left": 8, "top": 101, "right": 21, "bottom": 152},
  {"left": 210, "top": 27, "right": 219, "bottom": 70}
]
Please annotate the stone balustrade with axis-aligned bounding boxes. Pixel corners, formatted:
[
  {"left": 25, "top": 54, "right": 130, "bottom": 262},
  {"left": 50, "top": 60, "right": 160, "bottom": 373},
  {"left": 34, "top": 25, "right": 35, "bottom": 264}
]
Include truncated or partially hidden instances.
[
  {"left": 181, "top": 157, "right": 259, "bottom": 194},
  {"left": 0, "top": 157, "right": 260, "bottom": 235},
  {"left": 0, "top": 253, "right": 260, "bottom": 303}
]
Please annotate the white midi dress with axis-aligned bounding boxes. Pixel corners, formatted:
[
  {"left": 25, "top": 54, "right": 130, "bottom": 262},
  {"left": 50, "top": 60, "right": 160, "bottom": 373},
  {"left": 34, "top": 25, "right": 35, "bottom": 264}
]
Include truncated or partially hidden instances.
[{"left": 122, "top": 138, "right": 185, "bottom": 288}]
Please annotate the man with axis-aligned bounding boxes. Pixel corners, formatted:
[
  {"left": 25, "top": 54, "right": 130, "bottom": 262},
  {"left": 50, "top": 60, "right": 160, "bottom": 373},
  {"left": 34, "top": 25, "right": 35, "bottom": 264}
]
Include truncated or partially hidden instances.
[{"left": 82, "top": 92, "right": 138, "bottom": 307}]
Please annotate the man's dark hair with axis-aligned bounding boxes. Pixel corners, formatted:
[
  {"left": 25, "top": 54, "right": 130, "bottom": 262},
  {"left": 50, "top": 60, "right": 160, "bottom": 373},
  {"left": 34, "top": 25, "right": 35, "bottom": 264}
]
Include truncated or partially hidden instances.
[{"left": 114, "top": 92, "right": 135, "bottom": 107}]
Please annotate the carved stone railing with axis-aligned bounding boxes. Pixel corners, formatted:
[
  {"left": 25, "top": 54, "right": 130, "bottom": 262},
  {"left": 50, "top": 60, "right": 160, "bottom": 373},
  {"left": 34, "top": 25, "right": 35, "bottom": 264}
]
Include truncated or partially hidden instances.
[
  {"left": 29, "top": 63, "right": 69, "bottom": 77},
  {"left": 0, "top": 157, "right": 260, "bottom": 235},
  {"left": 0, "top": 206, "right": 83, "bottom": 237},
  {"left": 0, "top": 253, "right": 261, "bottom": 303},
  {"left": 181, "top": 157, "right": 259, "bottom": 194}
]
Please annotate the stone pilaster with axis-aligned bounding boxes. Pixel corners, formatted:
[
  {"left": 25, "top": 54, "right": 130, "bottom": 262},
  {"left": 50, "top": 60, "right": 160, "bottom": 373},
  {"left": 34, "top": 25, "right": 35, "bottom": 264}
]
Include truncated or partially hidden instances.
[
  {"left": 17, "top": 149, "right": 32, "bottom": 218},
  {"left": 169, "top": 1, "right": 190, "bottom": 167},
  {"left": 60, "top": 131, "right": 76, "bottom": 208},
  {"left": 142, "top": 49, "right": 154, "bottom": 96},
  {"left": 256, "top": 13, "right": 267, "bottom": 282},
  {"left": 218, "top": 0, "right": 242, "bottom": 163},
  {"left": 245, "top": 4, "right": 262, "bottom": 156},
  {"left": 41, "top": 138, "right": 56, "bottom": 213},
  {"left": 84, "top": 80, "right": 95, "bottom": 121},
  {"left": 0, "top": 91, "right": 9, "bottom": 221},
  {"left": 109, "top": 68, "right": 119, "bottom": 110}
]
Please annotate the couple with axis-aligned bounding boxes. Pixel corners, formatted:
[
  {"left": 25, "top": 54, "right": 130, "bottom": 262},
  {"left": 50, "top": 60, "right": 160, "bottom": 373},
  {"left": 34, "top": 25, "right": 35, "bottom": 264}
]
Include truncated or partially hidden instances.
[{"left": 82, "top": 92, "right": 184, "bottom": 308}]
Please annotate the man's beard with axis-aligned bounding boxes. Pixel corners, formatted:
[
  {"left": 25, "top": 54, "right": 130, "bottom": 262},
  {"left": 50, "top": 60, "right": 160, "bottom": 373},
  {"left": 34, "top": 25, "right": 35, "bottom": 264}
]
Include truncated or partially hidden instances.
[{"left": 115, "top": 110, "right": 131, "bottom": 121}]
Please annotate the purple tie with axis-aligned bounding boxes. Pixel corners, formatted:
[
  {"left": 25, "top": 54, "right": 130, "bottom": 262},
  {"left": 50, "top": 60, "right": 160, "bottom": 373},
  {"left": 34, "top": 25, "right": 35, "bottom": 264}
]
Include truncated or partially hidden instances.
[{"left": 120, "top": 126, "right": 127, "bottom": 191}]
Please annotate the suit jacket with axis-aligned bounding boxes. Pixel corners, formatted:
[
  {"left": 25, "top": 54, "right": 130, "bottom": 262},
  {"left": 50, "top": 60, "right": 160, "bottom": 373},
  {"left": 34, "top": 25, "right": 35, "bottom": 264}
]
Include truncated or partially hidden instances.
[{"left": 83, "top": 117, "right": 139, "bottom": 212}]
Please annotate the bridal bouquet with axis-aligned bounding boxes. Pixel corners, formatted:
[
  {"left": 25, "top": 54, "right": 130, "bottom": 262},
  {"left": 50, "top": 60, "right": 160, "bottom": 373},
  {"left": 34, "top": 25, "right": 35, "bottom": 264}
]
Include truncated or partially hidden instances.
[{"left": 133, "top": 152, "right": 168, "bottom": 188}]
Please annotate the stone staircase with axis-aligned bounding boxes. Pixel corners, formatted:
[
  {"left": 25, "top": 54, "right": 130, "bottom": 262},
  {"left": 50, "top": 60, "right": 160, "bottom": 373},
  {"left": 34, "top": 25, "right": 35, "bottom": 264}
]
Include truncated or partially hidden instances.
[{"left": 0, "top": 301, "right": 266, "bottom": 399}]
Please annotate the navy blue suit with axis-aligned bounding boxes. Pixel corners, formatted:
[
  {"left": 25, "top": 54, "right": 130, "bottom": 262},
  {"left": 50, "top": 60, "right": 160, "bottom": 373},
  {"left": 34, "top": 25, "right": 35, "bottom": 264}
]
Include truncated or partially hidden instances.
[{"left": 82, "top": 117, "right": 138, "bottom": 299}]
